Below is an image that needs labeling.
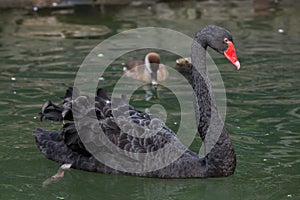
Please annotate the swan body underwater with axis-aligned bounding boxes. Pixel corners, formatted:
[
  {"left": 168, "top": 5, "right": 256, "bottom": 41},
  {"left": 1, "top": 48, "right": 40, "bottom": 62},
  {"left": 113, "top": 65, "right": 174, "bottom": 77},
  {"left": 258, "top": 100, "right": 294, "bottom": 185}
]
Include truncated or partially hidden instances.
[{"left": 33, "top": 25, "right": 240, "bottom": 178}]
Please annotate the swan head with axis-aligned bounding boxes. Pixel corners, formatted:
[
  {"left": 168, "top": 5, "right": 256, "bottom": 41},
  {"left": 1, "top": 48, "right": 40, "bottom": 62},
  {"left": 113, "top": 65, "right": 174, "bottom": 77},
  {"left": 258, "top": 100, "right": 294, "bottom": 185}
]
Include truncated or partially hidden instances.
[
  {"left": 145, "top": 52, "right": 161, "bottom": 85},
  {"left": 195, "top": 25, "right": 240, "bottom": 70}
]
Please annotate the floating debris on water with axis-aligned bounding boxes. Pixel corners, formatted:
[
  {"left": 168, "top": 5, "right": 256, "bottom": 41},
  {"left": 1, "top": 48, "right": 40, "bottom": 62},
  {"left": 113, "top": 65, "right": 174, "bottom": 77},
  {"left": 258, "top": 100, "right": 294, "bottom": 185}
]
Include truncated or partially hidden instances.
[
  {"left": 52, "top": 2, "right": 58, "bottom": 7},
  {"left": 33, "top": 6, "right": 38, "bottom": 11},
  {"left": 98, "top": 76, "right": 105, "bottom": 81}
]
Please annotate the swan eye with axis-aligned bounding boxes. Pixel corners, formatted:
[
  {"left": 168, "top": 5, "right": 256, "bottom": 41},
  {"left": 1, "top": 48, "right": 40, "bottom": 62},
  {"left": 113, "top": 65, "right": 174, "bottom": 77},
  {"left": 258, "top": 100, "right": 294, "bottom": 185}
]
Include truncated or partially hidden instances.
[{"left": 224, "top": 38, "right": 229, "bottom": 43}]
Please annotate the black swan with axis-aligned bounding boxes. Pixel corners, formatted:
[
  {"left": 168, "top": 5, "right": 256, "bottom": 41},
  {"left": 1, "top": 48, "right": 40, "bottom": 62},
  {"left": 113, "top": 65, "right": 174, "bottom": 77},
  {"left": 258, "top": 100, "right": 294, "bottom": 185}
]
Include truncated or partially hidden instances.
[
  {"left": 123, "top": 52, "right": 169, "bottom": 85},
  {"left": 33, "top": 25, "right": 240, "bottom": 178}
]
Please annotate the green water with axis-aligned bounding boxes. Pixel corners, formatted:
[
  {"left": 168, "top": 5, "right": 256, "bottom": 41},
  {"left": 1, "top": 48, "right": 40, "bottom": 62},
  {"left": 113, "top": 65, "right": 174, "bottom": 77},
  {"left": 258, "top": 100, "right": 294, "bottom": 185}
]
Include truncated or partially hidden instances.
[{"left": 1, "top": 1, "right": 300, "bottom": 199}]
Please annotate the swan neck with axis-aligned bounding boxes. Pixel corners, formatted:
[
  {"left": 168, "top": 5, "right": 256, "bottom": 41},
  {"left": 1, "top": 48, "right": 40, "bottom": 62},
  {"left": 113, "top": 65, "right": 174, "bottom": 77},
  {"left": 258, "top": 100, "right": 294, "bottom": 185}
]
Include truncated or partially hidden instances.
[
  {"left": 191, "top": 37, "right": 235, "bottom": 174},
  {"left": 191, "top": 39, "right": 211, "bottom": 142}
]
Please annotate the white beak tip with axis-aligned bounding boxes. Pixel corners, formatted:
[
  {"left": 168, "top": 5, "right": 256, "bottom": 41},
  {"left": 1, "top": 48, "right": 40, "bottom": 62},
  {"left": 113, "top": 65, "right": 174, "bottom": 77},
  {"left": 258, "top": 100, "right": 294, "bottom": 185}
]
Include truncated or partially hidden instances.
[{"left": 235, "top": 61, "right": 241, "bottom": 70}]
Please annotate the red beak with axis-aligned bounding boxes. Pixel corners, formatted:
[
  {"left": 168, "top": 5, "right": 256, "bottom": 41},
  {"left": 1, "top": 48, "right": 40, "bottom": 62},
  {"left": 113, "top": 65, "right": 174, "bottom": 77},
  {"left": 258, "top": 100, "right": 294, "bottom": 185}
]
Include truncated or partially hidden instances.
[{"left": 224, "top": 41, "right": 240, "bottom": 70}]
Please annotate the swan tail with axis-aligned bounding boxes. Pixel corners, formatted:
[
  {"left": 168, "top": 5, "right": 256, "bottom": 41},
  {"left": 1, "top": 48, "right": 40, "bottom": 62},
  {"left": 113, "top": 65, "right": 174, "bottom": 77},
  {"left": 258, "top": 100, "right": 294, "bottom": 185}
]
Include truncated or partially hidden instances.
[
  {"left": 33, "top": 128, "right": 73, "bottom": 163},
  {"left": 33, "top": 87, "right": 121, "bottom": 174},
  {"left": 33, "top": 128, "right": 118, "bottom": 174}
]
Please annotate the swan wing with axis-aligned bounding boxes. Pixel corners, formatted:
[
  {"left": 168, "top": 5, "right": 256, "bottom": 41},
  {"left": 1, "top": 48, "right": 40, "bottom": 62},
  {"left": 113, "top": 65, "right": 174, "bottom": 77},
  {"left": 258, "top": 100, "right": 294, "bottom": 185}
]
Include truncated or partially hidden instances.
[{"left": 37, "top": 88, "right": 181, "bottom": 161}]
